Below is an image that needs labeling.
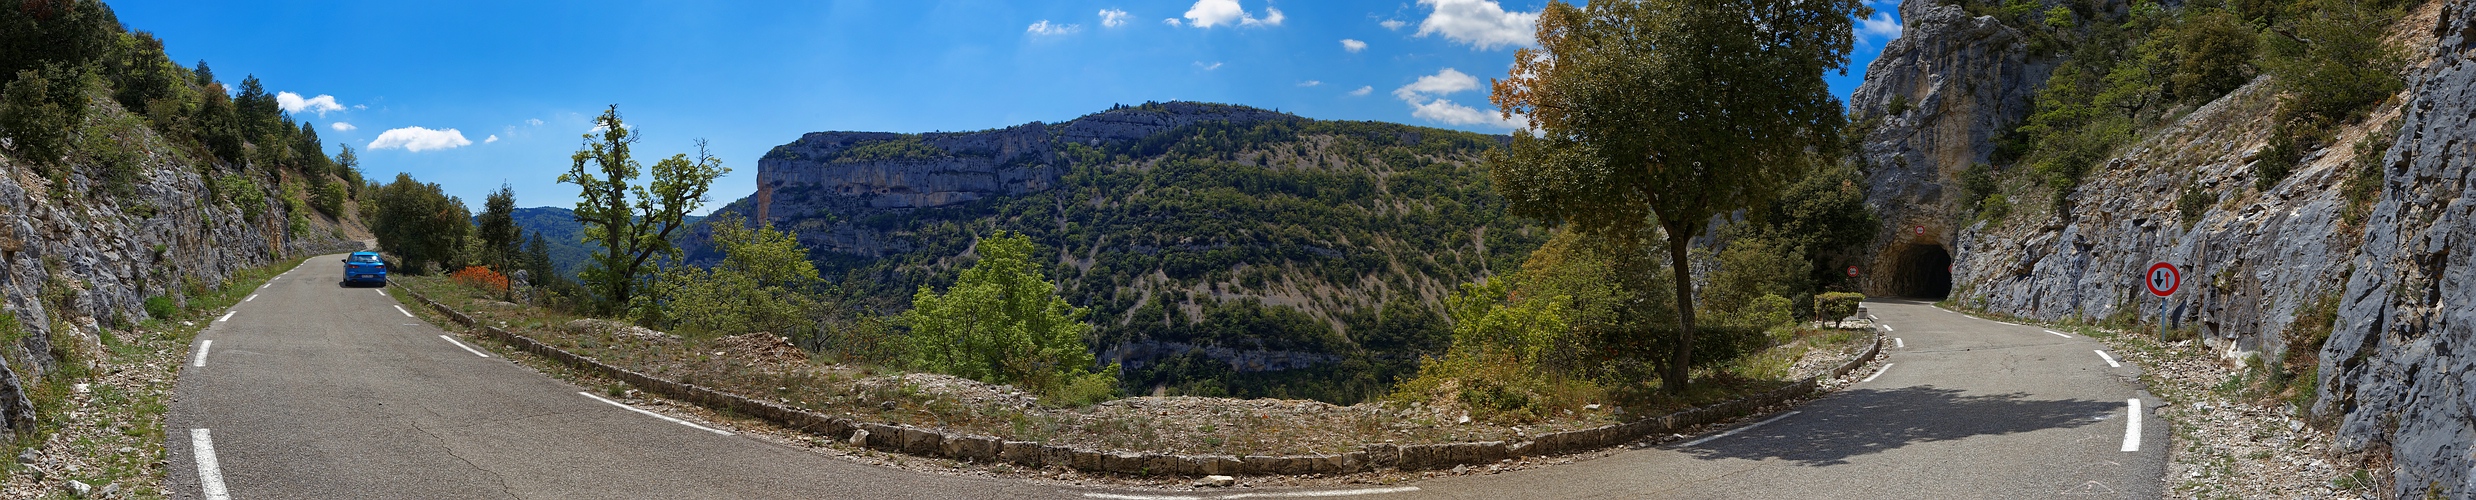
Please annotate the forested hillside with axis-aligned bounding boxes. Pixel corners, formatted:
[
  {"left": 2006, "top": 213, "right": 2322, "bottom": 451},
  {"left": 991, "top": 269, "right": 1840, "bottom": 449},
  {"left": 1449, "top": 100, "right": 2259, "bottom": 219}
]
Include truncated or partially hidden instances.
[{"left": 687, "top": 103, "right": 1551, "bottom": 403}]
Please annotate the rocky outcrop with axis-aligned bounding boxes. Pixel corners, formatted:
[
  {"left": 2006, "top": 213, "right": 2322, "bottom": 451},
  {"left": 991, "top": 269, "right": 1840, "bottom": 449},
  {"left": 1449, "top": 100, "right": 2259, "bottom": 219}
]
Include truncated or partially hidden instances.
[
  {"left": 2316, "top": 2, "right": 2476, "bottom": 495},
  {"left": 0, "top": 105, "right": 363, "bottom": 440},
  {"left": 1847, "top": 0, "right": 2058, "bottom": 292},
  {"left": 1101, "top": 340, "right": 1343, "bottom": 373}
]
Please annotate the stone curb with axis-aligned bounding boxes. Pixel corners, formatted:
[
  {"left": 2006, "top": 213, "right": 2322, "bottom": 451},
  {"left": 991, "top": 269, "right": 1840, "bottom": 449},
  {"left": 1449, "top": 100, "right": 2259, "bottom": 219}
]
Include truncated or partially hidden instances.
[{"left": 399, "top": 285, "right": 1881, "bottom": 477}]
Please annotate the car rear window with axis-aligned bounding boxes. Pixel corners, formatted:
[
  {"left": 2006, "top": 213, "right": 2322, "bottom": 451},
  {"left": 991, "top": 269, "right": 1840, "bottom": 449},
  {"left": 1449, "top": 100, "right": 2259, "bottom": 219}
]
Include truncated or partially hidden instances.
[{"left": 350, "top": 255, "right": 381, "bottom": 263}]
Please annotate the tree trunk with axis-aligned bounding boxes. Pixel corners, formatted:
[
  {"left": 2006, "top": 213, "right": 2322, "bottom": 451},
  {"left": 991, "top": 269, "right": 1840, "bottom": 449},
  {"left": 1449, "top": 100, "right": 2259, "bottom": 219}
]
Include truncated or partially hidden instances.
[{"left": 1665, "top": 232, "right": 1696, "bottom": 394}]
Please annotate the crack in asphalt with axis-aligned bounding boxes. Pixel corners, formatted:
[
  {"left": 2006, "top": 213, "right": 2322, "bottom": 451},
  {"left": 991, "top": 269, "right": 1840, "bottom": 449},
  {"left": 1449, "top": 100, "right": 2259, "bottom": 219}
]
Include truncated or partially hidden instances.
[{"left": 411, "top": 413, "right": 519, "bottom": 499}]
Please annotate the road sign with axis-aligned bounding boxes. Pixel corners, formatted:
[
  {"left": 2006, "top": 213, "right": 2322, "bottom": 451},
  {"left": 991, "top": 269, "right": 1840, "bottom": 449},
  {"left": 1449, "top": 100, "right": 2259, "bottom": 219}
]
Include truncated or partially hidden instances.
[
  {"left": 1914, "top": 225, "right": 1925, "bottom": 236},
  {"left": 1846, "top": 266, "right": 1861, "bottom": 277},
  {"left": 2146, "top": 262, "right": 2180, "bottom": 297}
]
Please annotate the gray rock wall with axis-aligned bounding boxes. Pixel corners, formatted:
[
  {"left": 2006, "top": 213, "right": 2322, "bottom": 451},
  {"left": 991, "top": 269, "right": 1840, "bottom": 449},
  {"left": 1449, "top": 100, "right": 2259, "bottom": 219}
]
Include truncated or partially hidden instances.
[
  {"left": 0, "top": 122, "right": 363, "bottom": 440},
  {"left": 1848, "top": 0, "right": 2058, "bottom": 292},
  {"left": 2316, "top": 1, "right": 2476, "bottom": 495}
]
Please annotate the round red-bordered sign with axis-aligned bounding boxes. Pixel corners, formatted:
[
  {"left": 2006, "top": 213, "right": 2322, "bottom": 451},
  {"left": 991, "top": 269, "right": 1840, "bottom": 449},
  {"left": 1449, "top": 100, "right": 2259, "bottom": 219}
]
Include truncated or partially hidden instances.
[
  {"left": 2146, "top": 262, "right": 2180, "bottom": 297},
  {"left": 1846, "top": 266, "right": 1860, "bottom": 277}
]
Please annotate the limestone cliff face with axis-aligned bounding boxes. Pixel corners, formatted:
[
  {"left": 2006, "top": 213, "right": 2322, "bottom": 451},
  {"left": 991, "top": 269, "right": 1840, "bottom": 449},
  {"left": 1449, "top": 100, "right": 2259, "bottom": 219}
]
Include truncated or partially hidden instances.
[
  {"left": 0, "top": 116, "right": 365, "bottom": 438},
  {"left": 2317, "top": 2, "right": 2476, "bottom": 495},
  {"left": 743, "top": 102, "right": 1292, "bottom": 258},
  {"left": 1847, "top": 0, "right": 2055, "bottom": 295}
]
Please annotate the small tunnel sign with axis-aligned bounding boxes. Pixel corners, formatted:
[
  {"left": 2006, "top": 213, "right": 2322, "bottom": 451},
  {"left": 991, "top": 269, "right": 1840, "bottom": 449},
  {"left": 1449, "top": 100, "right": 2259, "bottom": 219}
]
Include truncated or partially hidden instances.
[
  {"left": 1847, "top": 265, "right": 1860, "bottom": 277},
  {"left": 2146, "top": 262, "right": 2180, "bottom": 297}
]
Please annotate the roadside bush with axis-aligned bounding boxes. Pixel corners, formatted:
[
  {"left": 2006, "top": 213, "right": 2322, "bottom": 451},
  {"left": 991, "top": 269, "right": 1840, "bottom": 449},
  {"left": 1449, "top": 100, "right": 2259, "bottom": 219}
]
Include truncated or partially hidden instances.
[
  {"left": 312, "top": 181, "right": 347, "bottom": 218},
  {"left": 1815, "top": 292, "right": 1865, "bottom": 327},
  {"left": 901, "top": 231, "right": 1116, "bottom": 404},
  {"left": 0, "top": 64, "right": 82, "bottom": 169},
  {"left": 2178, "top": 185, "right": 2217, "bottom": 225},
  {"left": 450, "top": 266, "right": 510, "bottom": 294},
  {"left": 215, "top": 174, "right": 264, "bottom": 221},
  {"left": 1702, "top": 236, "right": 1808, "bottom": 328},
  {"left": 143, "top": 295, "right": 175, "bottom": 320},
  {"left": 635, "top": 213, "right": 823, "bottom": 343}
]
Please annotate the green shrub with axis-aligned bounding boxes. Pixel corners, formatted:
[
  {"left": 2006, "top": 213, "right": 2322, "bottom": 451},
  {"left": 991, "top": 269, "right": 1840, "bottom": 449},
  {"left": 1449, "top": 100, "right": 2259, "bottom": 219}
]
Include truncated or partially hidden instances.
[
  {"left": 2168, "top": 8, "right": 2259, "bottom": 103},
  {"left": 216, "top": 174, "right": 264, "bottom": 221},
  {"left": 1885, "top": 94, "right": 1912, "bottom": 116},
  {"left": 313, "top": 182, "right": 347, "bottom": 218},
  {"left": 901, "top": 230, "right": 1115, "bottom": 404},
  {"left": 0, "top": 64, "right": 83, "bottom": 169},
  {"left": 1815, "top": 292, "right": 1865, "bottom": 327},
  {"left": 144, "top": 295, "right": 176, "bottom": 320},
  {"left": 2340, "top": 123, "right": 2396, "bottom": 226},
  {"left": 2178, "top": 185, "right": 2217, "bottom": 225},
  {"left": 636, "top": 213, "right": 823, "bottom": 342}
]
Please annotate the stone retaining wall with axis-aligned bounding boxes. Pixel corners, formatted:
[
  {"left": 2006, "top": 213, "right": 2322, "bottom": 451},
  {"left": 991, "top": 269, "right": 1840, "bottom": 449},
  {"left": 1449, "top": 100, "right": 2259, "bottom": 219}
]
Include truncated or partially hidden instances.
[{"left": 402, "top": 286, "right": 1880, "bottom": 476}]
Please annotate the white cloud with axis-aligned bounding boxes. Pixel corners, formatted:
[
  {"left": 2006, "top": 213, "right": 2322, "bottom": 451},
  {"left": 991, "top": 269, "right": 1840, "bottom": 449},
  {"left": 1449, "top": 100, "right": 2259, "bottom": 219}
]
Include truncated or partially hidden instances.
[
  {"left": 1100, "top": 8, "right": 1130, "bottom": 27},
  {"left": 1180, "top": 0, "right": 1281, "bottom": 28},
  {"left": 1348, "top": 86, "right": 1373, "bottom": 97},
  {"left": 1381, "top": 19, "right": 1407, "bottom": 30},
  {"left": 1415, "top": 0, "right": 1539, "bottom": 50},
  {"left": 1028, "top": 20, "right": 1081, "bottom": 35},
  {"left": 366, "top": 127, "right": 473, "bottom": 152},
  {"left": 276, "top": 92, "right": 345, "bottom": 117},
  {"left": 1194, "top": 61, "right": 1224, "bottom": 71},
  {"left": 1341, "top": 39, "right": 1368, "bottom": 53},
  {"left": 526, "top": 118, "right": 544, "bottom": 127},
  {"left": 1857, "top": 11, "right": 1902, "bottom": 42},
  {"left": 1164, "top": 18, "right": 1183, "bottom": 26},
  {"left": 484, "top": 134, "right": 500, "bottom": 144},
  {"left": 1391, "top": 68, "right": 1482, "bottom": 101},
  {"left": 1299, "top": 80, "right": 1323, "bottom": 87},
  {"left": 329, "top": 122, "right": 356, "bottom": 132},
  {"left": 1393, "top": 68, "right": 1523, "bottom": 129},
  {"left": 352, "top": 104, "right": 367, "bottom": 110}
]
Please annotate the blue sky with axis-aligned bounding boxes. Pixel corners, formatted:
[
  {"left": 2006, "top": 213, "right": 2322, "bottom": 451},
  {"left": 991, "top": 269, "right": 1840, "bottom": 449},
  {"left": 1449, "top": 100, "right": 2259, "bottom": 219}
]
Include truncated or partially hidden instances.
[{"left": 111, "top": 0, "right": 1904, "bottom": 213}]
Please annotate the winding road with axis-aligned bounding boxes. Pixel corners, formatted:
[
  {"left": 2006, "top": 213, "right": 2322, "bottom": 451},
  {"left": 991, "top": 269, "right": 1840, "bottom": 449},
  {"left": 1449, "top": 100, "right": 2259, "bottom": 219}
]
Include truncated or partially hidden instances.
[{"left": 166, "top": 256, "right": 2161, "bottom": 499}]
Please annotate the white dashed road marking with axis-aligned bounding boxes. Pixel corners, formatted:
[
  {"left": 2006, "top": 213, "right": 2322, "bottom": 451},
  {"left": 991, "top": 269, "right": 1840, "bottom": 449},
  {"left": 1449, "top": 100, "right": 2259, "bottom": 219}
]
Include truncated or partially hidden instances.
[
  {"left": 2095, "top": 350, "right": 2121, "bottom": 368},
  {"left": 394, "top": 305, "right": 415, "bottom": 318},
  {"left": 192, "top": 340, "right": 212, "bottom": 367},
  {"left": 1894, "top": 338, "right": 1904, "bottom": 349},
  {"left": 579, "top": 392, "right": 733, "bottom": 436},
  {"left": 377, "top": 289, "right": 387, "bottom": 297},
  {"left": 439, "top": 335, "right": 490, "bottom": 358},
  {"left": 216, "top": 311, "right": 234, "bottom": 322},
  {"left": 2122, "top": 399, "right": 2143, "bottom": 452},
  {"left": 1879, "top": 324, "right": 1894, "bottom": 332},
  {"left": 2046, "top": 329, "right": 2071, "bottom": 338},
  {"left": 1862, "top": 363, "right": 1894, "bottom": 383},
  {"left": 1680, "top": 411, "right": 1801, "bottom": 447},
  {"left": 191, "top": 428, "right": 231, "bottom": 500},
  {"left": 245, "top": 294, "right": 257, "bottom": 302}
]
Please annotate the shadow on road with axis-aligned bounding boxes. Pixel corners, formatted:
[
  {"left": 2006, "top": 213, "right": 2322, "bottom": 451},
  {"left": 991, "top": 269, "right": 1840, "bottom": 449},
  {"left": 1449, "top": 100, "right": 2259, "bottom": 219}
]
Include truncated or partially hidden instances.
[{"left": 1678, "top": 386, "right": 2118, "bottom": 466}]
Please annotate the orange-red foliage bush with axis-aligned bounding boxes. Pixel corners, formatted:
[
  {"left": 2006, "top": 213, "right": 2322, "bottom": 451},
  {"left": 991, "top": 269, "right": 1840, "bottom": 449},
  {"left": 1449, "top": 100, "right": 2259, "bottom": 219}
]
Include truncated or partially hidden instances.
[{"left": 450, "top": 266, "right": 511, "bottom": 293}]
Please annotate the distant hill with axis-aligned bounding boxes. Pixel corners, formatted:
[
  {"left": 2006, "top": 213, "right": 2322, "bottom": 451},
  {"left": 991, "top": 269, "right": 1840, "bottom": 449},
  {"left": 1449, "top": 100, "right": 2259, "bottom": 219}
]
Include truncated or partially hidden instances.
[
  {"left": 681, "top": 101, "right": 1544, "bottom": 403},
  {"left": 503, "top": 206, "right": 701, "bottom": 280}
]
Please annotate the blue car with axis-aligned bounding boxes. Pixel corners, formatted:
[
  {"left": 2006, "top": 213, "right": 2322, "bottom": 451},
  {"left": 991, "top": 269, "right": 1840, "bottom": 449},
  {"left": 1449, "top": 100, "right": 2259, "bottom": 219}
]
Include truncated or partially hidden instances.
[{"left": 343, "top": 251, "right": 388, "bottom": 287}]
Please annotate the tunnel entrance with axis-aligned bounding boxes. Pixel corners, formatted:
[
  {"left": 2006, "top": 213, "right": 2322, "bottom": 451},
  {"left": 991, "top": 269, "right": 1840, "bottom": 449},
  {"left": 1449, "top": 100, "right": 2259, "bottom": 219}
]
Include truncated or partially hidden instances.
[{"left": 1888, "top": 243, "right": 1952, "bottom": 299}]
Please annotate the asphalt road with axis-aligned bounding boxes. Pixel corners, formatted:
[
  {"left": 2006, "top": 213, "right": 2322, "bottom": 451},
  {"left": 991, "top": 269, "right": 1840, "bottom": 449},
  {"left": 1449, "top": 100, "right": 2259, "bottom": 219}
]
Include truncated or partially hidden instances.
[
  {"left": 1406, "top": 298, "right": 2167, "bottom": 499},
  {"left": 166, "top": 257, "right": 2161, "bottom": 499},
  {"left": 163, "top": 255, "right": 1067, "bottom": 499}
]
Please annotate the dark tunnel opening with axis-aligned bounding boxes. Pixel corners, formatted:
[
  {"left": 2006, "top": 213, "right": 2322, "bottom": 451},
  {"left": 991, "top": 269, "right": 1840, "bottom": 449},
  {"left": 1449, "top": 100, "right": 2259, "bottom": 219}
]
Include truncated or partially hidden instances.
[{"left": 1889, "top": 244, "right": 1953, "bottom": 299}]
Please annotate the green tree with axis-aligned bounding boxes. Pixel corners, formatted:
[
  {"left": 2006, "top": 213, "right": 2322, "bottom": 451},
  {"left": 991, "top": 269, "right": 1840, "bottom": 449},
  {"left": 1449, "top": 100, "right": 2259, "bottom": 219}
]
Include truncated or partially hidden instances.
[
  {"left": 1486, "top": 0, "right": 1860, "bottom": 393},
  {"left": 0, "top": 0, "right": 119, "bottom": 79},
  {"left": 232, "top": 74, "right": 280, "bottom": 141},
  {"left": 371, "top": 173, "right": 470, "bottom": 275},
  {"left": 638, "top": 213, "right": 823, "bottom": 342},
  {"left": 334, "top": 144, "right": 362, "bottom": 193},
  {"left": 0, "top": 64, "right": 79, "bottom": 167},
  {"left": 901, "top": 231, "right": 1114, "bottom": 403},
  {"left": 557, "top": 105, "right": 728, "bottom": 312},
  {"left": 477, "top": 184, "right": 520, "bottom": 270}
]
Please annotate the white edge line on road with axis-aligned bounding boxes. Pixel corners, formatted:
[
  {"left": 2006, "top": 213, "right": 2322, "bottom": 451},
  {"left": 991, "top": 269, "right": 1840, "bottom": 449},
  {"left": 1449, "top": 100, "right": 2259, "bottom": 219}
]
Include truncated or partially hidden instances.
[
  {"left": 1998, "top": 321, "right": 2021, "bottom": 326},
  {"left": 1223, "top": 487, "right": 1425, "bottom": 498},
  {"left": 440, "top": 335, "right": 490, "bottom": 358},
  {"left": 244, "top": 294, "right": 256, "bottom": 302},
  {"left": 2095, "top": 350, "right": 2122, "bottom": 368},
  {"left": 1879, "top": 324, "right": 1894, "bottom": 332},
  {"left": 1862, "top": 363, "right": 1894, "bottom": 383},
  {"left": 216, "top": 311, "right": 234, "bottom": 322},
  {"left": 1894, "top": 338, "right": 1904, "bottom": 349},
  {"left": 191, "top": 428, "right": 231, "bottom": 500},
  {"left": 191, "top": 340, "right": 212, "bottom": 367},
  {"left": 377, "top": 289, "right": 387, "bottom": 297},
  {"left": 2122, "top": 399, "right": 2143, "bottom": 452},
  {"left": 1084, "top": 494, "right": 1198, "bottom": 500},
  {"left": 2046, "top": 329, "right": 2071, "bottom": 338},
  {"left": 579, "top": 391, "right": 733, "bottom": 436},
  {"left": 1679, "top": 411, "right": 1800, "bottom": 447},
  {"left": 394, "top": 305, "right": 415, "bottom": 318}
]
